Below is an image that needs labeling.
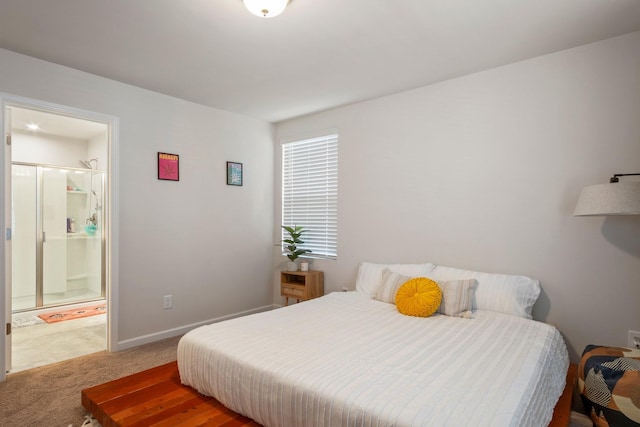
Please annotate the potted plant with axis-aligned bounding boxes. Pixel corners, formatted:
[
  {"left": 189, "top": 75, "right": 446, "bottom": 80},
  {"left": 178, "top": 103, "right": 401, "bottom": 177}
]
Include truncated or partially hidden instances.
[{"left": 280, "top": 225, "right": 312, "bottom": 271}]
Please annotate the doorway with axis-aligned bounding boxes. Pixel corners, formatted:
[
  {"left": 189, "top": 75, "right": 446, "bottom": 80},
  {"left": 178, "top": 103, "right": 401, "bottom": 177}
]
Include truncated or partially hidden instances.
[{"left": 2, "top": 98, "right": 117, "bottom": 375}]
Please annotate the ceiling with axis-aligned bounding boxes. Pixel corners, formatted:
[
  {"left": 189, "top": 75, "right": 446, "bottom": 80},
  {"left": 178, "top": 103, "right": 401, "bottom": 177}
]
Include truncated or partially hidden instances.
[
  {"left": 10, "top": 107, "right": 107, "bottom": 140},
  {"left": 1, "top": 0, "right": 640, "bottom": 123}
]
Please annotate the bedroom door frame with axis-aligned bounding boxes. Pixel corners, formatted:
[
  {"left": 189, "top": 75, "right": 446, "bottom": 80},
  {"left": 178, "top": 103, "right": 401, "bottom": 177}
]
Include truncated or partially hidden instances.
[{"left": 0, "top": 93, "right": 120, "bottom": 381}]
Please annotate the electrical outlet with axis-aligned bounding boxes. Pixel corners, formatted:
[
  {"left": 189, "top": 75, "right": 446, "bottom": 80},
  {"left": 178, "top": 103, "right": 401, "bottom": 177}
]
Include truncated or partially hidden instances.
[
  {"left": 628, "top": 330, "right": 640, "bottom": 349},
  {"left": 163, "top": 295, "right": 173, "bottom": 309}
]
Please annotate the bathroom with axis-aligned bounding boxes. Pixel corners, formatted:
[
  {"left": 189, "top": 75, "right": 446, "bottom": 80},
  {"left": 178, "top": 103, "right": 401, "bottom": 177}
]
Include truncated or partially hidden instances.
[{"left": 9, "top": 106, "right": 109, "bottom": 371}]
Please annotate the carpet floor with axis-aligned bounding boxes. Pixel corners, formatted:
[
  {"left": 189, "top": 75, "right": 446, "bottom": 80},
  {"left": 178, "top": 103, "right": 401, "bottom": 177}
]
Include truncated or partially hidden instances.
[{"left": 0, "top": 335, "right": 181, "bottom": 427}]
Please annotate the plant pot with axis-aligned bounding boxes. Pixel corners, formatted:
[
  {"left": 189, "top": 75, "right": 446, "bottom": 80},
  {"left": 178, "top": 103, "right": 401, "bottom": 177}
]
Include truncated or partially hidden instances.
[{"left": 287, "top": 261, "right": 298, "bottom": 272}]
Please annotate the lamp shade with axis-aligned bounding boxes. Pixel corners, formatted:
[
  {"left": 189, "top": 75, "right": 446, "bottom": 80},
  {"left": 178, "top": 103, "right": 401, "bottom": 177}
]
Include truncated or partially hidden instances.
[
  {"left": 573, "top": 182, "right": 640, "bottom": 216},
  {"left": 243, "top": 0, "right": 289, "bottom": 18}
]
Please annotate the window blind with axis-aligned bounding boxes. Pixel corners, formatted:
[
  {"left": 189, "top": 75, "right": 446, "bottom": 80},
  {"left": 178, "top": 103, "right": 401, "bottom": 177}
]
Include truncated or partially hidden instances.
[{"left": 282, "top": 134, "right": 338, "bottom": 259}]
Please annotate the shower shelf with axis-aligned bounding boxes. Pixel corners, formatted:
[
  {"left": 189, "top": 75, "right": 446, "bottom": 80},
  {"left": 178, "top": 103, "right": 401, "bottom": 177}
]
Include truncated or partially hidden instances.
[
  {"left": 43, "top": 235, "right": 92, "bottom": 241},
  {"left": 67, "top": 233, "right": 97, "bottom": 239}
]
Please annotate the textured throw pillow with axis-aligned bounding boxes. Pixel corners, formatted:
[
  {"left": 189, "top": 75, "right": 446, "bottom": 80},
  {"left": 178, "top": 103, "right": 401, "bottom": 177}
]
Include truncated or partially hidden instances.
[
  {"left": 355, "top": 262, "right": 436, "bottom": 298},
  {"left": 375, "top": 269, "right": 411, "bottom": 303},
  {"left": 395, "top": 277, "right": 442, "bottom": 318},
  {"left": 428, "top": 265, "right": 540, "bottom": 319},
  {"left": 436, "top": 279, "right": 478, "bottom": 318}
]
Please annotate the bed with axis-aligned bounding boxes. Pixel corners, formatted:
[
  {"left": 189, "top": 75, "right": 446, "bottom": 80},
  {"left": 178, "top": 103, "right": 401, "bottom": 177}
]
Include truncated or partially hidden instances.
[{"left": 178, "top": 262, "right": 569, "bottom": 427}]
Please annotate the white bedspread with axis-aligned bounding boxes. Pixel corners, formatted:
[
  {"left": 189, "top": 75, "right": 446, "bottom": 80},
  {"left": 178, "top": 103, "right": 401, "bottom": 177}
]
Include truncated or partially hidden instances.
[{"left": 178, "top": 292, "right": 568, "bottom": 427}]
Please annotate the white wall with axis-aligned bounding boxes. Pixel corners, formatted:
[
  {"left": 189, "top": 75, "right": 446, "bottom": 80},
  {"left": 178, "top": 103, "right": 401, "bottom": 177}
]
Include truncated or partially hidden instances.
[
  {"left": 12, "top": 131, "right": 88, "bottom": 167},
  {"left": 275, "top": 32, "right": 640, "bottom": 362},
  {"left": 88, "top": 131, "right": 109, "bottom": 171},
  {"left": 0, "top": 48, "right": 275, "bottom": 346}
]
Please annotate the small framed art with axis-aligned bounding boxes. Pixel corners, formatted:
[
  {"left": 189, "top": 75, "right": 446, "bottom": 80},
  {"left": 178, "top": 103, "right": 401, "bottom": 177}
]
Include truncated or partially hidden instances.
[
  {"left": 158, "top": 152, "right": 179, "bottom": 181},
  {"left": 227, "top": 161, "right": 243, "bottom": 186}
]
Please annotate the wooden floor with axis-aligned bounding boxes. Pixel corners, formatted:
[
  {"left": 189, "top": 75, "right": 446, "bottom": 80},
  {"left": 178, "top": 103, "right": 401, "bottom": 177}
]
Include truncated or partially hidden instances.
[
  {"left": 81, "top": 361, "right": 260, "bottom": 426},
  {"left": 82, "top": 361, "right": 578, "bottom": 427}
]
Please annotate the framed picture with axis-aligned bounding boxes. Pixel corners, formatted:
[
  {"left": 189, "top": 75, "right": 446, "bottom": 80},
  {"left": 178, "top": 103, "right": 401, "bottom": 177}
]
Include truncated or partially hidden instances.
[
  {"left": 227, "top": 161, "right": 243, "bottom": 186},
  {"left": 158, "top": 152, "right": 179, "bottom": 181}
]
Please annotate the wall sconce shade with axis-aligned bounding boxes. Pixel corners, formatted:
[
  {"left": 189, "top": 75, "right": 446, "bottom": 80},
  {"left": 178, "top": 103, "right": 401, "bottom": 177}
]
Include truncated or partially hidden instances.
[
  {"left": 243, "top": 0, "right": 289, "bottom": 18},
  {"left": 574, "top": 174, "right": 640, "bottom": 216}
]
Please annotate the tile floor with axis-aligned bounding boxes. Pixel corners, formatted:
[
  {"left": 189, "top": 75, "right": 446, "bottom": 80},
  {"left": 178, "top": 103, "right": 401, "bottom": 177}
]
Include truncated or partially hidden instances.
[
  {"left": 9, "top": 311, "right": 106, "bottom": 373},
  {"left": 12, "top": 289, "right": 103, "bottom": 312}
]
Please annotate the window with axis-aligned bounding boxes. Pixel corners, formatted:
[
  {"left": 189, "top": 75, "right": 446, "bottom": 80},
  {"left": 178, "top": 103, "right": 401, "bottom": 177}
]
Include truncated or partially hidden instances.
[{"left": 282, "top": 133, "right": 338, "bottom": 259}]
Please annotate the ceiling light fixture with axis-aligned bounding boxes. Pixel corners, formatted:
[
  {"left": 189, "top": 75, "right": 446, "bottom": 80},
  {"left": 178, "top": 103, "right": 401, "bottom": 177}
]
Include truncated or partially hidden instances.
[
  {"left": 25, "top": 123, "right": 40, "bottom": 131},
  {"left": 574, "top": 173, "right": 640, "bottom": 216},
  {"left": 243, "top": 0, "right": 289, "bottom": 18}
]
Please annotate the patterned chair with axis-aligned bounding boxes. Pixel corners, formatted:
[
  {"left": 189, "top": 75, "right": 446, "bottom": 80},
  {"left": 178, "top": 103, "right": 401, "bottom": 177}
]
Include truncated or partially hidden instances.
[{"left": 578, "top": 345, "right": 640, "bottom": 427}]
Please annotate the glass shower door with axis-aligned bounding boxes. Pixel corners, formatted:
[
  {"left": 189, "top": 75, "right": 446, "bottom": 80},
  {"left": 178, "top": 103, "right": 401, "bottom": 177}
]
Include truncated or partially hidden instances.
[
  {"left": 11, "top": 165, "right": 37, "bottom": 311},
  {"left": 52, "top": 169, "right": 105, "bottom": 305},
  {"left": 41, "top": 167, "right": 69, "bottom": 305},
  {"left": 11, "top": 164, "right": 106, "bottom": 312}
]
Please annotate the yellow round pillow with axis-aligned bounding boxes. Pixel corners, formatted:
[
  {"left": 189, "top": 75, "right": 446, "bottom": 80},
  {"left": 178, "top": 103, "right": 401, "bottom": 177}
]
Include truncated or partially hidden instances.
[{"left": 395, "top": 277, "right": 442, "bottom": 317}]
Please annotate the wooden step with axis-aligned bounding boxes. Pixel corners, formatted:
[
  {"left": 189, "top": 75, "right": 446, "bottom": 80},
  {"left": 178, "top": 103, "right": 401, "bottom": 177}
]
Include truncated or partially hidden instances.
[
  {"left": 548, "top": 363, "right": 578, "bottom": 427},
  {"left": 81, "top": 361, "right": 260, "bottom": 427},
  {"left": 82, "top": 361, "right": 576, "bottom": 426}
]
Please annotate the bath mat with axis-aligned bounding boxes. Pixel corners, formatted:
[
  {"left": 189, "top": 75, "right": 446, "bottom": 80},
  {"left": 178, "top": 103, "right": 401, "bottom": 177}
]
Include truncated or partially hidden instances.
[
  {"left": 38, "top": 304, "right": 106, "bottom": 324},
  {"left": 11, "top": 316, "right": 45, "bottom": 329}
]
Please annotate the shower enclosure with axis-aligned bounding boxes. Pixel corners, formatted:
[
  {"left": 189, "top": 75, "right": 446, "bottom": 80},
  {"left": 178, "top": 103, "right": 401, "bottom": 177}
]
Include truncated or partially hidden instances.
[{"left": 12, "top": 162, "right": 106, "bottom": 312}]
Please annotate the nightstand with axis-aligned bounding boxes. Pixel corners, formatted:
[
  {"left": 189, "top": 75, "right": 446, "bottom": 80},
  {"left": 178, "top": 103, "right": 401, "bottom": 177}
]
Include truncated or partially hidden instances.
[{"left": 280, "top": 270, "right": 324, "bottom": 305}]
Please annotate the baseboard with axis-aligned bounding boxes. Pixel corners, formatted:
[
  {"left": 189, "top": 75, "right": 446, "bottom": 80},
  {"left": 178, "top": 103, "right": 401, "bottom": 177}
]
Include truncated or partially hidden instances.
[{"left": 115, "top": 304, "right": 277, "bottom": 351}]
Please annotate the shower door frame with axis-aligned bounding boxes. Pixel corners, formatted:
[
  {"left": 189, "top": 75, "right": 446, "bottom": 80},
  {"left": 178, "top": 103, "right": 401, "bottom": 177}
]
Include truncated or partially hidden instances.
[
  {"left": 12, "top": 162, "right": 107, "bottom": 312},
  {"left": 1, "top": 93, "right": 120, "bottom": 381}
]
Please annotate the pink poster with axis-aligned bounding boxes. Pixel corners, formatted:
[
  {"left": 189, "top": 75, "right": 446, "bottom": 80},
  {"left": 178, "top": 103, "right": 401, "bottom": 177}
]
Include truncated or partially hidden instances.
[{"left": 158, "top": 152, "right": 179, "bottom": 181}]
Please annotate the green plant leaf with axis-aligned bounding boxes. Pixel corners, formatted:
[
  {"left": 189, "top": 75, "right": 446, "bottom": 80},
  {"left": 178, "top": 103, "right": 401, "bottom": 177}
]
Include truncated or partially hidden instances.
[{"left": 280, "top": 225, "right": 312, "bottom": 261}]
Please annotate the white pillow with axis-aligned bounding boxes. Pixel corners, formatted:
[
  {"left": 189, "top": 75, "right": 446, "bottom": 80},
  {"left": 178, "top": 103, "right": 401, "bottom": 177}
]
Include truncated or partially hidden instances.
[
  {"left": 355, "top": 262, "right": 436, "bottom": 298},
  {"left": 375, "top": 269, "right": 411, "bottom": 303},
  {"left": 436, "top": 279, "right": 478, "bottom": 318},
  {"left": 428, "top": 265, "right": 540, "bottom": 319}
]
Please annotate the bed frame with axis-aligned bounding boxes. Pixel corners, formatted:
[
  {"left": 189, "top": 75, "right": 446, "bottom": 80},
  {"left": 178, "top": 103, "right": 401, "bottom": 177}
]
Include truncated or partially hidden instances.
[{"left": 81, "top": 362, "right": 577, "bottom": 426}]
